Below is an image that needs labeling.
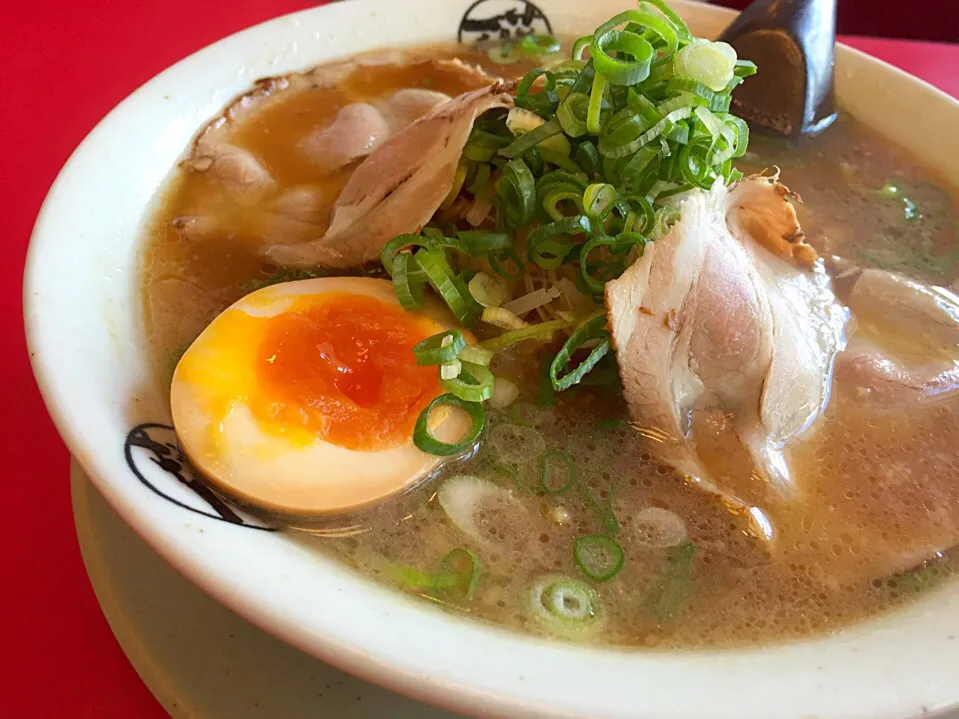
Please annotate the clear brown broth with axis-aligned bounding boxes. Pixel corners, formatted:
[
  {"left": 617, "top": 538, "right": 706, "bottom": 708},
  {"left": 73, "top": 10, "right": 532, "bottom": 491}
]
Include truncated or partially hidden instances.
[{"left": 140, "top": 42, "right": 959, "bottom": 648}]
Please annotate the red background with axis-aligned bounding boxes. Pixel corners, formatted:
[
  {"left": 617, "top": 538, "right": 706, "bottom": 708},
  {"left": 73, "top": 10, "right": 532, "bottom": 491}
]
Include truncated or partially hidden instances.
[{"left": 1, "top": 1, "right": 956, "bottom": 717}]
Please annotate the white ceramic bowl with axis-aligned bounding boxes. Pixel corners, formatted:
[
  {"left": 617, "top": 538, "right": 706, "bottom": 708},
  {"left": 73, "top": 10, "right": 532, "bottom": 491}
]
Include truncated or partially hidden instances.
[{"left": 24, "top": 1, "right": 959, "bottom": 717}]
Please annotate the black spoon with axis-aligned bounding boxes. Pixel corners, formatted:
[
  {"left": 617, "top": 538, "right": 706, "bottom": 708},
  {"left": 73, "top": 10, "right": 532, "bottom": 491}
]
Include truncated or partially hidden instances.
[{"left": 718, "top": 0, "right": 838, "bottom": 137}]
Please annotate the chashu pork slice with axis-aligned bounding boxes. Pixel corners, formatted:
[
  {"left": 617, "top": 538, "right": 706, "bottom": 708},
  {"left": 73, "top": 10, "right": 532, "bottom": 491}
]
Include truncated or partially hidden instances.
[
  {"left": 605, "top": 177, "right": 847, "bottom": 538},
  {"left": 832, "top": 265, "right": 959, "bottom": 407},
  {"left": 264, "top": 82, "right": 515, "bottom": 269}
]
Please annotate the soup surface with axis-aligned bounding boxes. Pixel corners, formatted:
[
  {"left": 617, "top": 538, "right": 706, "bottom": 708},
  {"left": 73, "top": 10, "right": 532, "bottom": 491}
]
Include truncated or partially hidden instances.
[{"left": 140, "top": 41, "right": 959, "bottom": 648}]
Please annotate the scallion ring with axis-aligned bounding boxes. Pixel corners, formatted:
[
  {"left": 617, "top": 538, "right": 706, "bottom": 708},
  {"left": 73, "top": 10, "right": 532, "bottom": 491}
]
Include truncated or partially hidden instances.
[
  {"left": 499, "top": 158, "right": 537, "bottom": 228},
  {"left": 392, "top": 252, "right": 426, "bottom": 310},
  {"left": 413, "top": 329, "right": 466, "bottom": 366},
  {"left": 415, "top": 248, "right": 474, "bottom": 325},
  {"left": 550, "top": 314, "right": 612, "bottom": 391},
  {"left": 557, "top": 92, "right": 591, "bottom": 138},
  {"left": 381, "top": 234, "right": 433, "bottom": 276},
  {"left": 437, "top": 548, "right": 482, "bottom": 601},
  {"left": 574, "top": 535, "right": 625, "bottom": 582},
  {"left": 413, "top": 394, "right": 486, "bottom": 457},
  {"left": 441, "top": 361, "right": 494, "bottom": 403},
  {"left": 584, "top": 183, "right": 618, "bottom": 220}
]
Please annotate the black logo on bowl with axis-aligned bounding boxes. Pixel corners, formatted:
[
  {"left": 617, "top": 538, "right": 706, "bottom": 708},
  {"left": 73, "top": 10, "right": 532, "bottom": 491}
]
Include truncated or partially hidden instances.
[
  {"left": 458, "top": 0, "right": 552, "bottom": 44},
  {"left": 125, "top": 423, "right": 273, "bottom": 531}
]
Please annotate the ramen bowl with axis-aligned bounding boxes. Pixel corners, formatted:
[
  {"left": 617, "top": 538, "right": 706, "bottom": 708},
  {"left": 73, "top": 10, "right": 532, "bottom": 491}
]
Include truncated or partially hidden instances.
[{"left": 24, "top": 0, "right": 959, "bottom": 717}]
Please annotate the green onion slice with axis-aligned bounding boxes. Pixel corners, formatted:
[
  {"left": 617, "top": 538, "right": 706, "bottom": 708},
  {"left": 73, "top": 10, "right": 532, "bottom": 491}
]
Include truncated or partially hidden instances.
[
  {"left": 499, "top": 158, "right": 537, "bottom": 228},
  {"left": 584, "top": 183, "right": 618, "bottom": 220},
  {"left": 457, "top": 231, "right": 512, "bottom": 256},
  {"left": 574, "top": 535, "right": 625, "bottom": 582},
  {"left": 436, "top": 548, "right": 482, "bottom": 601},
  {"left": 529, "top": 576, "right": 599, "bottom": 626},
  {"left": 381, "top": 234, "right": 433, "bottom": 276},
  {"left": 413, "top": 329, "right": 466, "bottom": 366},
  {"left": 415, "top": 248, "right": 474, "bottom": 325},
  {"left": 557, "top": 92, "right": 591, "bottom": 138},
  {"left": 541, "top": 450, "right": 575, "bottom": 494},
  {"left": 502, "top": 118, "right": 566, "bottom": 159},
  {"left": 392, "top": 252, "right": 426, "bottom": 310},
  {"left": 458, "top": 345, "right": 494, "bottom": 367},
  {"left": 479, "top": 318, "right": 570, "bottom": 352},
  {"left": 441, "top": 361, "right": 494, "bottom": 403},
  {"left": 586, "top": 71, "right": 608, "bottom": 135},
  {"left": 526, "top": 215, "right": 590, "bottom": 270},
  {"left": 413, "top": 394, "right": 486, "bottom": 456},
  {"left": 590, "top": 26, "right": 655, "bottom": 86},
  {"left": 550, "top": 315, "right": 612, "bottom": 391}
]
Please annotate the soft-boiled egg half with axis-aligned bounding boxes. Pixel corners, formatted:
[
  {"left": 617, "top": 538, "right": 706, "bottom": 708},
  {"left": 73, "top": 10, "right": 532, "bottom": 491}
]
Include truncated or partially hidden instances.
[{"left": 171, "top": 277, "right": 470, "bottom": 518}]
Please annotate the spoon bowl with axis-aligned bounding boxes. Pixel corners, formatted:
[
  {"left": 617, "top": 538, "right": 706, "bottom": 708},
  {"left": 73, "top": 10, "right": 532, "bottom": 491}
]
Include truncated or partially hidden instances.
[{"left": 719, "top": 0, "right": 838, "bottom": 136}]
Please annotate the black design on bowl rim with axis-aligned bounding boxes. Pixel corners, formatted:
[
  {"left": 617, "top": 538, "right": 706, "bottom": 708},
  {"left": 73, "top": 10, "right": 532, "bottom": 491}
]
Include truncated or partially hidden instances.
[
  {"left": 125, "top": 423, "right": 274, "bottom": 531},
  {"left": 458, "top": 0, "right": 552, "bottom": 44}
]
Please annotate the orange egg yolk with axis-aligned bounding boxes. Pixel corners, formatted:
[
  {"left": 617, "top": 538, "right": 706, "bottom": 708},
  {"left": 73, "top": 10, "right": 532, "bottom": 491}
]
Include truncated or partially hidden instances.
[{"left": 251, "top": 292, "right": 443, "bottom": 451}]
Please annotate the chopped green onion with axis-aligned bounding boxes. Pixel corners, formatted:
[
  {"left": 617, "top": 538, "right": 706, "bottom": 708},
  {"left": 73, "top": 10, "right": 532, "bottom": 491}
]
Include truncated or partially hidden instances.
[
  {"left": 590, "top": 18, "right": 656, "bottom": 86},
  {"left": 579, "top": 233, "right": 644, "bottom": 294},
  {"left": 575, "top": 141, "right": 601, "bottom": 174},
  {"left": 502, "top": 117, "right": 567, "bottom": 159},
  {"left": 584, "top": 183, "right": 618, "bottom": 220},
  {"left": 557, "top": 92, "right": 591, "bottom": 138},
  {"left": 413, "top": 329, "right": 466, "bottom": 366},
  {"left": 499, "top": 159, "right": 537, "bottom": 228},
  {"left": 538, "top": 148, "right": 585, "bottom": 176},
  {"left": 481, "top": 306, "right": 527, "bottom": 330},
  {"left": 674, "top": 39, "right": 737, "bottom": 92},
  {"left": 468, "top": 272, "right": 508, "bottom": 308},
  {"left": 415, "top": 249, "right": 475, "bottom": 325},
  {"left": 550, "top": 314, "right": 612, "bottom": 391},
  {"left": 441, "top": 360, "right": 494, "bottom": 402},
  {"left": 381, "top": 233, "right": 433, "bottom": 276},
  {"left": 574, "top": 478, "right": 621, "bottom": 536},
  {"left": 479, "top": 318, "right": 570, "bottom": 352},
  {"left": 392, "top": 252, "right": 426, "bottom": 310},
  {"left": 440, "top": 359, "right": 462, "bottom": 380},
  {"left": 526, "top": 215, "right": 590, "bottom": 270},
  {"left": 458, "top": 345, "right": 494, "bottom": 367},
  {"left": 413, "top": 394, "right": 486, "bottom": 456},
  {"left": 574, "top": 535, "right": 625, "bottom": 582},
  {"left": 645, "top": 0, "right": 692, "bottom": 41},
  {"left": 389, "top": 548, "right": 482, "bottom": 602},
  {"left": 586, "top": 72, "right": 607, "bottom": 135},
  {"left": 457, "top": 231, "right": 512, "bottom": 256},
  {"left": 529, "top": 576, "right": 600, "bottom": 628},
  {"left": 541, "top": 450, "right": 574, "bottom": 494},
  {"left": 437, "top": 548, "right": 482, "bottom": 601}
]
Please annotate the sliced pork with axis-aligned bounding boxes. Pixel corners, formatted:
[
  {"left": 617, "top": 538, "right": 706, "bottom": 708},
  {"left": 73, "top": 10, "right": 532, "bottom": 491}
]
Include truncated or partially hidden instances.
[
  {"left": 265, "top": 82, "right": 515, "bottom": 269},
  {"left": 605, "top": 177, "right": 847, "bottom": 535},
  {"left": 834, "top": 267, "right": 959, "bottom": 407}
]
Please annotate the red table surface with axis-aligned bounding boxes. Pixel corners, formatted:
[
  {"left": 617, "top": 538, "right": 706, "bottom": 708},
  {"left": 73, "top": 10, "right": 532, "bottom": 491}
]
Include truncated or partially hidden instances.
[{"left": 1, "top": 2, "right": 956, "bottom": 717}]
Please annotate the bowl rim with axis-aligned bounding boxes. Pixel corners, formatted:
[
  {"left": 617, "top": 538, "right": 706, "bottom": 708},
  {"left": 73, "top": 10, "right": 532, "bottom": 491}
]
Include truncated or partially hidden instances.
[{"left": 24, "top": 1, "right": 959, "bottom": 718}]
